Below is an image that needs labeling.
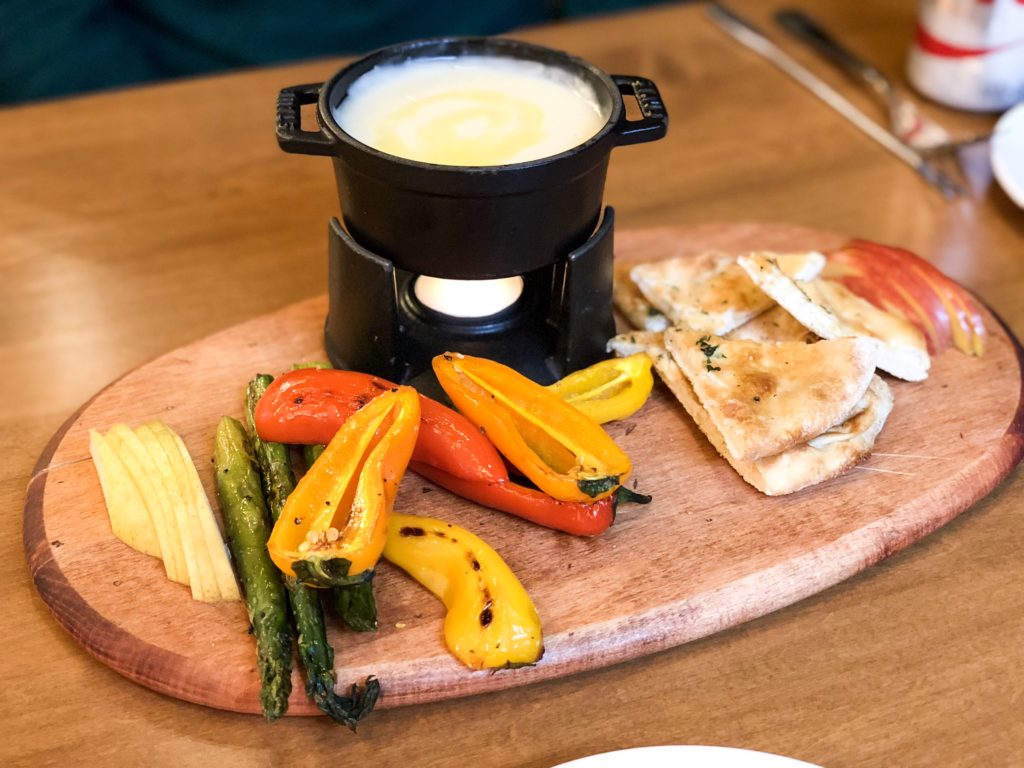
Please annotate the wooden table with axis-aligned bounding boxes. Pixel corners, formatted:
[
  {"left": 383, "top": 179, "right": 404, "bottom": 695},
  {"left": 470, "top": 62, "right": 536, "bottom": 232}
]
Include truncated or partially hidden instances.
[{"left": 3, "top": 1, "right": 1022, "bottom": 765}]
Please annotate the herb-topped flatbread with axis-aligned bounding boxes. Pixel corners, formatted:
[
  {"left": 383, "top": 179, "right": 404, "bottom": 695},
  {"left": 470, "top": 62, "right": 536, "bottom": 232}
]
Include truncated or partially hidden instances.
[
  {"left": 608, "top": 331, "right": 893, "bottom": 496},
  {"left": 663, "top": 329, "right": 877, "bottom": 461},
  {"left": 737, "top": 252, "right": 930, "bottom": 381},
  {"left": 725, "top": 305, "right": 817, "bottom": 343},
  {"left": 625, "top": 251, "right": 826, "bottom": 335},
  {"left": 613, "top": 261, "right": 670, "bottom": 332}
]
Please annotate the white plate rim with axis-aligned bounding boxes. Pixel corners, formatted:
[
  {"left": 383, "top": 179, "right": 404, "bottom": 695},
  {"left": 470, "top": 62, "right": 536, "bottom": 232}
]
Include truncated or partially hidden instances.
[
  {"left": 551, "top": 744, "right": 823, "bottom": 768},
  {"left": 990, "top": 101, "right": 1024, "bottom": 208}
]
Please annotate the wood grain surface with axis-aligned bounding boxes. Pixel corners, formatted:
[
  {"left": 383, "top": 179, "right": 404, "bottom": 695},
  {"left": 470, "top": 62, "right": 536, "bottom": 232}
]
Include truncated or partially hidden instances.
[
  {"left": 24, "top": 224, "right": 1024, "bottom": 715},
  {"left": 6, "top": 1, "right": 1024, "bottom": 766}
]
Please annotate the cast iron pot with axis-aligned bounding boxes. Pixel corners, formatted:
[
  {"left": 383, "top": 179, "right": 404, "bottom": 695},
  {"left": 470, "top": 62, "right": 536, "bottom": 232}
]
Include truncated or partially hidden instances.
[{"left": 276, "top": 37, "right": 667, "bottom": 279}]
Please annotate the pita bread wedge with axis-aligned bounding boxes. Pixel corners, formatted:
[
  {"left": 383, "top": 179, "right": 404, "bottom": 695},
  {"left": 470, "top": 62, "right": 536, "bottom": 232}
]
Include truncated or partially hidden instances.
[
  {"left": 608, "top": 332, "right": 894, "bottom": 496},
  {"left": 748, "top": 376, "right": 893, "bottom": 495},
  {"left": 628, "top": 251, "right": 826, "bottom": 335},
  {"left": 608, "top": 330, "right": 667, "bottom": 359},
  {"left": 725, "top": 305, "right": 818, "bottom": 343},
  {"left": 663, "top": 328, "right": 877, "bottom": 461},
  {"left": 613, "top": 261, "right": 669, "bottom": 331},
  {"left": 737, "top": 252, "right": 930, "bottom": 381}
]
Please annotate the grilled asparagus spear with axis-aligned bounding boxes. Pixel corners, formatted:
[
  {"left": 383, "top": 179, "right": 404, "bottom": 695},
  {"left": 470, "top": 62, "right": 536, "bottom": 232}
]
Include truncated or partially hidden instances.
[
  {"left": 213, "top": 416, "right": 292, "bottom": 720},
  {"left": 331, "top": 580, "right": 378, "bottom": 633},
  {"left": 246, "top": 375, "right": 379, "bottom": 728},
  {"left": 302, "top": 443, "right": 325, "bottom": 466}
]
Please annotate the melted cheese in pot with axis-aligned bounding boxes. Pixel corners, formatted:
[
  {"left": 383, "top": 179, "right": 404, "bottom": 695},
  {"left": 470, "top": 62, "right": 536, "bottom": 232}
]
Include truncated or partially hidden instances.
[{"left": 333, "top": 56, "right": 608, "bottom": 166}]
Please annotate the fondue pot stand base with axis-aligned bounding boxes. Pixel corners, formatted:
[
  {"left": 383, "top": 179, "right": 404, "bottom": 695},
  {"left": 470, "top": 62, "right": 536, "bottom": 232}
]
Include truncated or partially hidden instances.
[{"left": 324, "top": 208, "right": 617, "bottom": 390}]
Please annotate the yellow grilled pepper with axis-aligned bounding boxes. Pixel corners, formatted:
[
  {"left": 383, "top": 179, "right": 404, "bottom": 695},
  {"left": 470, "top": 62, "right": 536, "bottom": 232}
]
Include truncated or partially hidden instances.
[
  {"left": 433, "top": 353, "right": 632, "bottom": 502},
  {"left": 547, "top": 353, "right": 653, "bottom": 424},
  {"left": 384, "top": 513, "right": 543, "bottom": 669},
  {"left": 267, "top": 387, "right": 420, "bottom": 587}
]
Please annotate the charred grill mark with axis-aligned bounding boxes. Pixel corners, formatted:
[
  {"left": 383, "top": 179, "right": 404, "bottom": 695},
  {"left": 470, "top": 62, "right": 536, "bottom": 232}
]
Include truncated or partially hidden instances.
[{"left": 479, "top": 592, "right": 494, "bottom": 627}]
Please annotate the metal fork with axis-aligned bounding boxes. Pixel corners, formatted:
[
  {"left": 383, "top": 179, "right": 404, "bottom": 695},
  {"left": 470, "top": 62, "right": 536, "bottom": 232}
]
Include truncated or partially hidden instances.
[
  {"left": 707, "top": 2, "right": 963, "bottom": 198},
  {"left": 775, "top": 9, "right": 990, "bottom": 156}
]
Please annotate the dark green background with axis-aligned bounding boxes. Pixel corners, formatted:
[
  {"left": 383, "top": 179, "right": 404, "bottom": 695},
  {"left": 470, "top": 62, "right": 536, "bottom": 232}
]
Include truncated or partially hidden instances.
[{"left": 0, "top": 0, "right": 666, "bottom": 104}]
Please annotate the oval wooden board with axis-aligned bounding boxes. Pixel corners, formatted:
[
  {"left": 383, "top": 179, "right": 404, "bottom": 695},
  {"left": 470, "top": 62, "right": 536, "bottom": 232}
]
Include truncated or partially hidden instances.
[{"left": 25, "top": 223, "right": 1024, "bottom": 715}]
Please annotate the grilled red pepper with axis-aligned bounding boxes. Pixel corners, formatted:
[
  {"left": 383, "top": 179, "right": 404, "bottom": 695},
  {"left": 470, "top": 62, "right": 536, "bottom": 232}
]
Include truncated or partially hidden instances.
[
  {"left": 410, "top": 462, "right": 615, "bottom": 537},
  {"left": 254, "top": 368, "right": 644, "bottom": 536},
  {"left": 254, "top": 368, "right": 506, "bottom": 483}
]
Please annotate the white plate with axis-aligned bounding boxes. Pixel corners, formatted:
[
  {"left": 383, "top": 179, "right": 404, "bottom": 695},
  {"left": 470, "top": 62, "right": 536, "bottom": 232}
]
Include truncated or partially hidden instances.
[
  {"left": 991, "top": 102, "right": 1024, "bottom": 207},
  {"left": 553, "top": 745, "right": 822, "bottom": 768}
]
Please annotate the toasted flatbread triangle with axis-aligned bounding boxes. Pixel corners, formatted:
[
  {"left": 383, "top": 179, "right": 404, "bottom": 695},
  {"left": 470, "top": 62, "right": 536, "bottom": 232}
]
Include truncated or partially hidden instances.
[
  {"left": 663, "top": 329, "right": 877, "bottom": 461},
  {"left": 725, "top": 305, "right": 817, "bottom": 343},
  {"left": 608, "top": 332, "right": 893, "bottom": 496},
  {"left": 749, "top": 376, "right": 893, "bottom": 494},
  {"left": 627, "top": 251, "right": 826, "bottom": 335},
  {"left": 613, "top": 261, "right": 669, "bottom": 331},
  {"left": 737, "top": 253, "right": 930, "bottom": 381}
]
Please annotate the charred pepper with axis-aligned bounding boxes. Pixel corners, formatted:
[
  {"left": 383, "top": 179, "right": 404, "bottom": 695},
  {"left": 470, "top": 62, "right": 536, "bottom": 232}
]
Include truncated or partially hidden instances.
[
  {"left": 254, "top": 369, "right": 648, "bottom": 536},
  {"left": 384, "top": 513, "right": 543, "bottom": 669},
  {"left": 433, "top": 353, "right": 633, "bottom": 502},
  {"left": 266, "top": 386, "right": 420, "bottom": 587}
]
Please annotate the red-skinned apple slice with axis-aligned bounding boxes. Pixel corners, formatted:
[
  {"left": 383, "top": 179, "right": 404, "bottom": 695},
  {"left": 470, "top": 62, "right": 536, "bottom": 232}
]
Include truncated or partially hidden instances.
[
  {"left": 844, "top": 239, "right": 985, "bottom": 356},
  {"left": 824, "top": 249, "right": 949, "bottom": 353},
  {"left": 823, "top": 240, "right": 985, "bottom": 357}
]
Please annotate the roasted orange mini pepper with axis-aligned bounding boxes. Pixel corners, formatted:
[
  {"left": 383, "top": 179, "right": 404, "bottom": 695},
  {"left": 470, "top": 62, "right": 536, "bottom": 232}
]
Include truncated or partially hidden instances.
[
  {"left": 384, "top": 513, "right": 543, "bottom": 670},
  {"left": 546, "top": 353, "right": 653, "bottom": 424},
  {"left": 254, "top": 368, "right": 650, "bottom": 536},
  {"left": 433, "top": 353, "right": 632, "bottom": 503},
  {"left": 267, "top": 387, "right": 420, "bottom": 587}
]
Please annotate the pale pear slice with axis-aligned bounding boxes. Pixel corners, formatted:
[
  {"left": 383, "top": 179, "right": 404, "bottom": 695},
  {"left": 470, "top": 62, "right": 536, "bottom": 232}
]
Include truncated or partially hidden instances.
[
  {"left": 106, "top": 424, "right": 189, "bottom": 585},
  {"left": 137, "top": 423, "right": 217, "bottom": 601},
  {"left": 89, "top": 430, "right": 162, "bottom": 559},
  {"left": 628, "top": 250, "right": 826, "bottom": 335},
  {"left": 664, "top": 329, "right": 877, "bottom": 461},
  {"left": 608, "top": 331, "right": 894, "bottom": 496},
  {"left": 153, "top": 423, "right": 241, "bottom": 601},
  {"left": 725, "top": 305, "right": 817, "bottom": 343},
  {"left": 738, "top": 253, "right": 930, "bottom": 382}
]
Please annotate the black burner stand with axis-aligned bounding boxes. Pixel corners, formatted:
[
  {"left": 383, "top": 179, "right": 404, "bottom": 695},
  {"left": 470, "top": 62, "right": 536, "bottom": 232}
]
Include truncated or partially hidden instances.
[{"left": 324, "top": 207, "right": 617, "bottom": 390}]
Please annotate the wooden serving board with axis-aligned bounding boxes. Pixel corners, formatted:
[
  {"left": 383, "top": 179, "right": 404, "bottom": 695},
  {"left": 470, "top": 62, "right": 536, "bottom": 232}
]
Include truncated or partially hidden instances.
[{"left": 24, "top": 224, "right": 1024, "bottom": 715}]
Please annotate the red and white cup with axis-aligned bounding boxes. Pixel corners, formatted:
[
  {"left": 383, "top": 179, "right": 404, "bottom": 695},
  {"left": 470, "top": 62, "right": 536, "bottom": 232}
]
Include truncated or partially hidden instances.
[{"left": 907, "top": 0, "right": 1024, "bottom": 111}]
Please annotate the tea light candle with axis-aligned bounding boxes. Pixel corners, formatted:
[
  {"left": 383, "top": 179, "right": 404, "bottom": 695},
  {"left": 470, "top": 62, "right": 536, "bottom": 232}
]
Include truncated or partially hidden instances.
[{"left": 413, "top": 275, "right": 524, "bottom": 318}]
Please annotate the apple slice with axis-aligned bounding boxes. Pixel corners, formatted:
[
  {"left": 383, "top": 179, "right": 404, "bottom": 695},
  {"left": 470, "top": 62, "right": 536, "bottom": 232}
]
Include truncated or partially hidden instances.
[
  {"left": 149, "top": 422, "right": 241, "bottom": 602},
  {"left": 136, "top": 423, "right": 215, "bottom": 601},
  {"left": 825, "top": 240, "right": 985, "bottom": 356},
  {"left": 89, "top": 430, "right": 162, "bottom": 559},
  {"left": 843, "top": 239, "right": 985, "bottom": 355},
  {"left": 106, "top": 424, "right": 189, "bottom": 585}
]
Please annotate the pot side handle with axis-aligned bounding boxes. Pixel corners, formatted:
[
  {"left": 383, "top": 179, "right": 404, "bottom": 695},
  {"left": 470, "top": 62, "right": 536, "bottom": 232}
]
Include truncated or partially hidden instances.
[
  {"left": 276, "top": 83, "right": 337, "bottom": 156},
  {"left": 611, "top": 75, "right": 669, "bottom": 146}
]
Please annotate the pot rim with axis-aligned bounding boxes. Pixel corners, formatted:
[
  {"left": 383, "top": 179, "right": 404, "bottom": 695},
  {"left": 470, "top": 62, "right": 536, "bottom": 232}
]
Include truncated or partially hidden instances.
[{"left": 315, "top": 36, "right": 624, "bottom": 174}]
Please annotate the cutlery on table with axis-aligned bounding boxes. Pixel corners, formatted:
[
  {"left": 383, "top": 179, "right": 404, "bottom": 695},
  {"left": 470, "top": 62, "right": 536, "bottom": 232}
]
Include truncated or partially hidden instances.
[
  {"left": 705, "top": 2, "right": 963, "bottom": 198},
  {"left": 774, "top": 8, "right": 990, "bottom": 156}
]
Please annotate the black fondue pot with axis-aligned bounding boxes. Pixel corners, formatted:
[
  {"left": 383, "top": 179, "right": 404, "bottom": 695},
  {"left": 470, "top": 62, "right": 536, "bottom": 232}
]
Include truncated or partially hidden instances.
[{"left": 275, "top": 36, "right": 667, "bottom": 280}]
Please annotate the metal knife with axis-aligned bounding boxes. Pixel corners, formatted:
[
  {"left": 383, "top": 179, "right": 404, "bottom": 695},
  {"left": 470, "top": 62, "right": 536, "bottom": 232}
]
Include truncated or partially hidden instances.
[{"left": 706, "top": 2, "right": 962, "bottom": 198}]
